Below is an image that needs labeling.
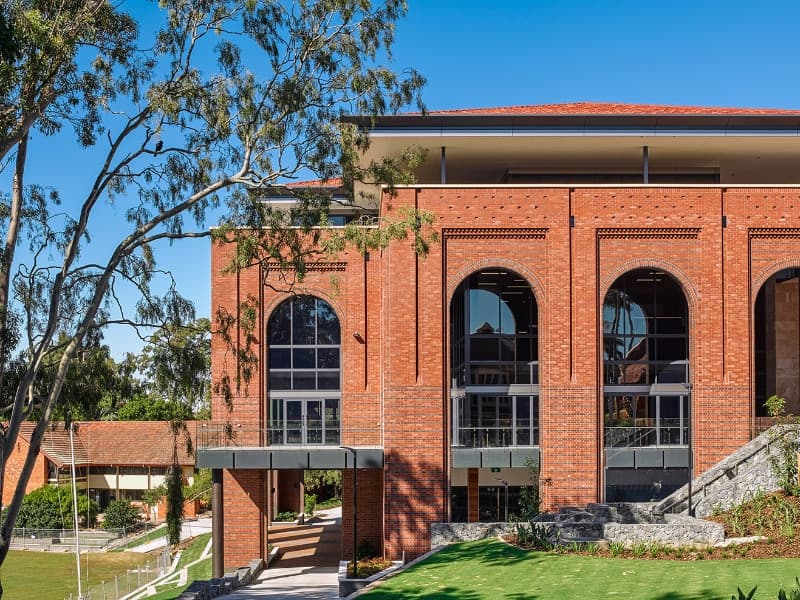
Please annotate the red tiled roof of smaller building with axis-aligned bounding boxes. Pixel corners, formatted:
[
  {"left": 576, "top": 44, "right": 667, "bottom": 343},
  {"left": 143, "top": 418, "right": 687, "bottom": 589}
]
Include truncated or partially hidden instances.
[
  {"left": 425, "top": 102, "right": 800, "bottom": 117},
  {"left": 18, "top": 421, "right": 197, "bottom": 468},
  {"left": 285, "top": 177, "right": 343, "bottom": 188},
  {"left": 18, "top": 422, "right": 90, "bottom": 467}
]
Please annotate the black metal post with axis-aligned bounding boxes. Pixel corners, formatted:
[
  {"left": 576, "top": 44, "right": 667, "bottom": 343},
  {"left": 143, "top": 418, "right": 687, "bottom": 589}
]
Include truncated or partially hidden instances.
[
  {"left": 212, "top": 469, "right": 224, "bottom": 578},
  {"left": 341, "top": 446, "right": 357, "bottom": 576},
  {"left": 496, "top": 478, "right": 508, "bottom": 521}
]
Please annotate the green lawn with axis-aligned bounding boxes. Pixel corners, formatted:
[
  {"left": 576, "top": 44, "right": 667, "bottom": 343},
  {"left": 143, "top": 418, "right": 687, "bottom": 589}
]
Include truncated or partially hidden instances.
[
  {"left": 113, "top": 524, "right": 168, "bottom": 551},
  {"left": 2, "top": 549, "right": 146, "bottom": 600},
  {"left": 143, "top": 533, "right": 213, "bottom": 600},
  {"left": 361, "top": 540, "right": 800, "bottom": 600}
]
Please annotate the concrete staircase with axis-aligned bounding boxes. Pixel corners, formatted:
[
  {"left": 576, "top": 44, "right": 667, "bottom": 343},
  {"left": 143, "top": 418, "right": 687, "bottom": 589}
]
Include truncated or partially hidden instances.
[{"left": 654, "top": 425, "right": 800, "bottom": 518}]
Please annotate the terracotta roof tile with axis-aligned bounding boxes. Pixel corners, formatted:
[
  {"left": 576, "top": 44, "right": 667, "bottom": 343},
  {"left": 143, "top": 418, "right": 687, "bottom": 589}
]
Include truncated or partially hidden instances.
[
  {"left": 425, "top": 102, "right": 800, "bottom": 117},
  {"left": 285, "top": 177, "right": 343, "bottom": 188},
  {"left": 18, "top": 421, "right": 197, "bottom": 467}
]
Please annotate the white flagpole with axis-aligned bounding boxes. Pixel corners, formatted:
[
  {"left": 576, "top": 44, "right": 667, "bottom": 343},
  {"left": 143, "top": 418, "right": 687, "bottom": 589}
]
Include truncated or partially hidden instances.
[{"left": 69, "top": 425, "right": 83, "bottom": 599}]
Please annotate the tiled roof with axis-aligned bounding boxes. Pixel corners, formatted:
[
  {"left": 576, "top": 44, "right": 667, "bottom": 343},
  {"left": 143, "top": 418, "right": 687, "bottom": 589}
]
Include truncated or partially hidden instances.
[
  {"left": 18, "top": 421, "right": 197, "bottom": 467},
  {"left": 285, "top": 177, "right": 343, "bottom": 188},
  {"left": 425, "top": 102, "right": 800, "bottom": 117},
  {"left": 19, "top": 422, "right": 90, "bottom": 467}
]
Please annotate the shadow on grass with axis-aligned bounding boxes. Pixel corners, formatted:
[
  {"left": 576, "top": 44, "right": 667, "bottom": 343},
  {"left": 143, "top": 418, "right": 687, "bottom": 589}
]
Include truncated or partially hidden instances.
[{"left": 362, "top": 587, "right": 497, "bottom": 599}]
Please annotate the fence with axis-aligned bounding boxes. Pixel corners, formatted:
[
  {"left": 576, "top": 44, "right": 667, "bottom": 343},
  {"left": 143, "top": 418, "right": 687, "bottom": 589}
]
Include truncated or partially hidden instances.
[
  {"left": 10, "top": 528, "right": 125, "bottom": 551},
  {"left": 64, "top": 548, "right": 171, "bottom": 600}
]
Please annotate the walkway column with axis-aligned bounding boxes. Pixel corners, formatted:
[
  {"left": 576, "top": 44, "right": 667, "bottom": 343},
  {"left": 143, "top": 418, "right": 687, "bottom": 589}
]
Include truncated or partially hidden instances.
[
  {"left": 212, "top": 469, "right": 224, "bottom": 578},
  {"left": 467, "top": 468, "right": 479, "bottom": 522}
]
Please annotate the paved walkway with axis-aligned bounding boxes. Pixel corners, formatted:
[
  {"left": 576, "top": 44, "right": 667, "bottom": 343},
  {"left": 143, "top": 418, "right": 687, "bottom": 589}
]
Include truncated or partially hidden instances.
[
  {"left": 131, "top": 516, "right": 213, "bottom": 553},
  {"left": 227, "top": 507, "right": 342, "bottom": 599}
]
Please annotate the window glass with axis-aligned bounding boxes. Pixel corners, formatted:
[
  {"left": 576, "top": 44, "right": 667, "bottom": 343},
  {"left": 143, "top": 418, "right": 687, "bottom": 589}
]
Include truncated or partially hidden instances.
[
  {"left": 317, "top": 348, "right": 339, "bottom": 369},
  {"left": 293, "top": 348, "right": 315, "bottom": 369},
  {"left": 317, "top": 301, "right": 340, "bottom": 344},
  {"left": 268, "top": 302, "right": 291, "bottom": 344},
  {"left": 269, "top": 348, "right": 290, "bottom": 369},
  {"left": 267, "top": 295, "right": 341, "bottom": 392},
  {"left": 293, "top": 372, "right": 316, "bottom": 390},
  {"left": 292, "top": 296, "right": 316, "bottom": 344}
]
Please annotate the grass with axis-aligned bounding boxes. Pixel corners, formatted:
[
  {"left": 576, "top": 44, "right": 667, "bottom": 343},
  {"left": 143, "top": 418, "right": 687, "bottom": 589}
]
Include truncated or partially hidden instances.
[
  {"left": 112, "top": 524, "right": 168, "bottom": 551},
  {"left": 142, "top": 533, "right": 213, "bottom": 600},
  {"left": 2, "top": 549, "right": 146, "bottom": 600},
  {"left": 316, "top": 497, "right": 342, "bottom": 510},
  {"left": 360, "top": 539, "right": 800, "bottom": 599}
]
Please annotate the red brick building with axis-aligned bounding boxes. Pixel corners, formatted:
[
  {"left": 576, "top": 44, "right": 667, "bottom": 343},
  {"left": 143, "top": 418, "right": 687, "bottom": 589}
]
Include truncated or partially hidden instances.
[
  {"left": 3, "top": 421, "right": 196, "bottom": 511},
  {"left": 201, "top": 102, "right": 800, "bottom": 570}
]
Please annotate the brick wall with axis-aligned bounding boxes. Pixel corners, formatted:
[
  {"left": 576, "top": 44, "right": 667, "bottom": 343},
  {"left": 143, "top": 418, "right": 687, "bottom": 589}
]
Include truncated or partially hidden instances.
[
  {"left": 210, "top": 185, "right": 800, "bottom": 564},
  {"left": 3, "top": 436, "right": 48, "bottom": 507},
  {"left": 341, "top": 467, "right": 383, "bottom": 559}
]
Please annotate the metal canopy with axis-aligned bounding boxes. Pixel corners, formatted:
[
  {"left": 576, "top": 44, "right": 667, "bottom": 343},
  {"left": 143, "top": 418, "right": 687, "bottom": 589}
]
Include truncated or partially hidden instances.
[{"left": 196, "top": 446, "right": 384, "bottom": 470}]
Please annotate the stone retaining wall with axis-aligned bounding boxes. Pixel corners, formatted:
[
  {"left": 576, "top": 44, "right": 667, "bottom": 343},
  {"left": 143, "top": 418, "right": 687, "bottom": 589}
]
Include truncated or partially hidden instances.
[
  {"left": 431, "top": 522, "right": 516, "bottom": 547},
  {"left": 655, "top": 425, "right": 800, "bottom": 518},
  {"left": 603, "top": 514, "right": 724, "bottom": 546}
]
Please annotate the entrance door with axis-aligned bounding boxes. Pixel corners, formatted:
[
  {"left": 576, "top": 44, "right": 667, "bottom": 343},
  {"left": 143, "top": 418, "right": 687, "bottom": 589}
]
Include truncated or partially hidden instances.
[{"left": 273, "top": 398, "right": 338, "bottom": 445}]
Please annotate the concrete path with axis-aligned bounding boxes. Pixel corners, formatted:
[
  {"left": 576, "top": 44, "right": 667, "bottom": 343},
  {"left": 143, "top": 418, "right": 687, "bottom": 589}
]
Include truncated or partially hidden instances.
[
  {"left": 227, "top": 507, "right": 342, "bottom": 599},
  {"left": 131, "top": 516, "right": 213, "bottom": 553}
]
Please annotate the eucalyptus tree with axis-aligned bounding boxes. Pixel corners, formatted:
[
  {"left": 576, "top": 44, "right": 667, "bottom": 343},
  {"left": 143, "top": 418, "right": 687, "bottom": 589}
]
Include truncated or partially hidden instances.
[{"left": 0, "top": 0, "right": 429, "bottom": 584}]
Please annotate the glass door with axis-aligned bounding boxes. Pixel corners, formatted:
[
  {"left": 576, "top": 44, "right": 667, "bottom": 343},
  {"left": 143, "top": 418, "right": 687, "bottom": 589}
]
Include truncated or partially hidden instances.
[{"left": 286, "top": 400, "right": 303, "bottom": 444}]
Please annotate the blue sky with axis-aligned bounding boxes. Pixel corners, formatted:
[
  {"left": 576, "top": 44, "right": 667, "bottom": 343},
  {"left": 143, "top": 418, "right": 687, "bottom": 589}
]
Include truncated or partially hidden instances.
[{"left": 15, "top": 1, "right": 800, "bottom": 359}]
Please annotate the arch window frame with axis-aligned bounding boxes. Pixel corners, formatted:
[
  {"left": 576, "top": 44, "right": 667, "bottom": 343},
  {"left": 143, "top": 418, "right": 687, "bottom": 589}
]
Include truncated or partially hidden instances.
[{"left": 266, "top": 295, "right": 342, "bottom": 446}]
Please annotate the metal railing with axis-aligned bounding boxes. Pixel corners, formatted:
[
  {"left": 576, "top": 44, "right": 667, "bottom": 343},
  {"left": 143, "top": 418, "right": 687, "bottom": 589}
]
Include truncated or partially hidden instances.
[
  {"left": 10, "top": 528, "right": 125, "bottom": 551},
  {"left": 64, "top": 548, "right": 170, "bottom": 600},
  {"left": 452, "top": 426, "right": 539, "bottom": 448},
  {"left": 195, "top": 424, "right": 381, "bottom": 448},
  {"left": 604, "top": 419, "right": 687, "bottom": 447}
]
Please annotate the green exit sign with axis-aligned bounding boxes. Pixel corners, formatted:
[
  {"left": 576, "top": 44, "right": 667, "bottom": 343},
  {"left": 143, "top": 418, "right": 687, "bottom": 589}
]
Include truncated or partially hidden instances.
[{"left": 490, "top": 467, "right": 501, "bottom": 473}]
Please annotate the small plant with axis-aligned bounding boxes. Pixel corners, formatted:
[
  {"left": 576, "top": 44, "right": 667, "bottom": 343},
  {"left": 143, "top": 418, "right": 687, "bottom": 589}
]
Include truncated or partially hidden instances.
[
  {"left": 515, "top": 523, "right": 555, "bottom": 551},
  {"left": 347, "top": 557, "right": 391, "bottom": 578},
  {"left": 731, "top": 586, "right": 756, "bottom": 600},
  {"left": 778, "top": 577, "right": 800, "bottom": 600},
  {"left": 585, "top": 542, "right": 600, "bottom": 555},
  {"left": 304, "top": 493, "right": 316, "bottom": 516},
  {"left": 608, "top": 541, "right": 625, "bottom": 557},
  {"left": 274, "top": 511, "right": 298, "bottom": 522},
  {"left": 102, "top": 500, "right": 142, "bottom": 531},
  {"left": 632, "top": 542, "right": 646, "bottom": 558},
  {"left": 765, "top": 395, "right": 800, "bottom": 496}
]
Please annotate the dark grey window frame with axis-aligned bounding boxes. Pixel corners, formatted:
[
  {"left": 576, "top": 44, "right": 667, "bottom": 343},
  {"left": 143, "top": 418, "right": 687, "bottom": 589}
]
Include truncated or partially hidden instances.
[{"left": 267, "top": 296, "right": 342, "bottom": 446}]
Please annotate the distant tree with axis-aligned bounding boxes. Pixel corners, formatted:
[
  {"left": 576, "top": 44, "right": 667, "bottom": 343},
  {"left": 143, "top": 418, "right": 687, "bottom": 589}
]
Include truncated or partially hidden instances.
[
  {"left": 0, "top": 2, "right": 429, "bottom": 592},
  {"left": 101, "top": 499, "right": 140, "bottom": 531},
  {"left": 304, "top": 469, "right": 342, "bottom": 500},
  {"left": 138, "top": 318, "right": 211, "bottom": 417},
  {"left": 13, "top": 485, "right": 98, "bottom": 529},
  {"left": 165, "top": 463, "right": 184, "bottom": 547},
  {"left": 116, "top": 394, "right": 192, "bottom": 422}
]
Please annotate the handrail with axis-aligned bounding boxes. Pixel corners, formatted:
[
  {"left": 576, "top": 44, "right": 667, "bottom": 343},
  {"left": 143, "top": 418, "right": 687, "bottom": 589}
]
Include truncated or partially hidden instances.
[{"left": 655, "top": 424, "right": 799, "bottom": 514}]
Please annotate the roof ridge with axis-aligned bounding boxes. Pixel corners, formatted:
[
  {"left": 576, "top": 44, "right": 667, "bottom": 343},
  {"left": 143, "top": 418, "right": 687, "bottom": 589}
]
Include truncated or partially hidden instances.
[{"left": 421, "top": 101, "right": 800, "bottom": 117}]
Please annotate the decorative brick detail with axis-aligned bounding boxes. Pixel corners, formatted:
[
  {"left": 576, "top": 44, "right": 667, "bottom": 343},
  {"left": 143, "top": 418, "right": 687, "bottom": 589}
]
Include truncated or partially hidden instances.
[{"left": 210, "top": 184, "right": 800, "bottom": 565}]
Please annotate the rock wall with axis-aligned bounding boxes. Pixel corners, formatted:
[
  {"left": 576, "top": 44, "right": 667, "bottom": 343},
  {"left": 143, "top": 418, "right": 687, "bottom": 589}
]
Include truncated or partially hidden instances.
[{"left": 655, "top": 425, "right": 800, "bottom": 518}]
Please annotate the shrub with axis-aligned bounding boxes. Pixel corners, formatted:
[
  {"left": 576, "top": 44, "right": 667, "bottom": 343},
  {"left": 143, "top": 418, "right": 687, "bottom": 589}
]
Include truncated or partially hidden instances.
[
  {"left": 765, "top": 395, "right": 800, "bottom": 496},
  {"left": 102, "top": 500, "right": 141, "bottom": 531},
  {"left": 304, "top": 493, "right": 316, "bottom": 516},
  {"left": 15, "top": 485, "right": 98, "bottom": 529},
  {"left": 274, "top": 511, "right": 297, "bottom": 522}
]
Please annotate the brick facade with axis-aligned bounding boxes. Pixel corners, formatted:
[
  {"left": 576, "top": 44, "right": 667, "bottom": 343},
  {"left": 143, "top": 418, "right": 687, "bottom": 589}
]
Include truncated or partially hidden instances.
[
  {"left": 209, "top": 104, "right": 800, "bottom": 568},
  {"left": 3, "top": 435, "right": 47, "bottom": 506}
]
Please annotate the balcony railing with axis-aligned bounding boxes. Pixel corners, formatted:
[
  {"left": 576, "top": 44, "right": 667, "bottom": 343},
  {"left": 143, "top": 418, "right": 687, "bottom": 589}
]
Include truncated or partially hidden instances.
[
  {"left": 604, "top": 419, "right": 688, "bottom": 447},
  {"left": 195, "top": 424, "right": 381, "bottom": 449},
  {"left": 452, "top": 426, "right": 539, "bottom": 448}
]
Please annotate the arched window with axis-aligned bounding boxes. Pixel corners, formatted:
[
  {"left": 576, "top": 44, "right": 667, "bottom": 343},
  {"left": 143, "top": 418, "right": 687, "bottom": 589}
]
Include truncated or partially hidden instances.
[
  {"left": 603, "top": 269, "right": 690, "bottom": 501},
  {"left": 267, "top": 296, "right": 340, "bottom": 445},
  {"left": 754, "top": 268, "right": 800, "bottom": 418},
  {"left": 450, "top": 269, "right": 539, "bottom": 448}
]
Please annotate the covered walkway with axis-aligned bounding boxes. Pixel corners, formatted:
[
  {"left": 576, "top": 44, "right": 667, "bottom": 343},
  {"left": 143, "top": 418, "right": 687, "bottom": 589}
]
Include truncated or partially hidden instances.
[{"left": 227, "top": 506, "right": 342, "bottom": 599}]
